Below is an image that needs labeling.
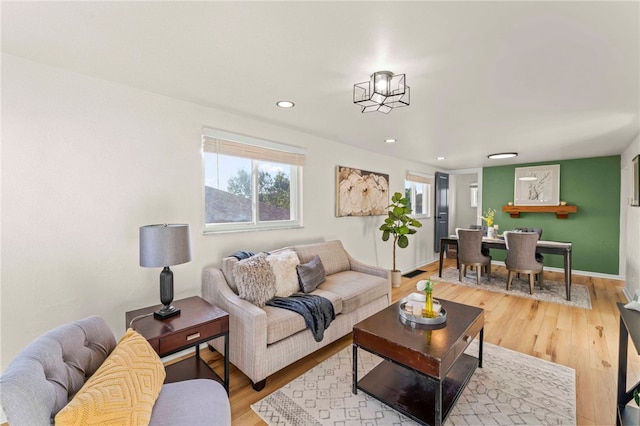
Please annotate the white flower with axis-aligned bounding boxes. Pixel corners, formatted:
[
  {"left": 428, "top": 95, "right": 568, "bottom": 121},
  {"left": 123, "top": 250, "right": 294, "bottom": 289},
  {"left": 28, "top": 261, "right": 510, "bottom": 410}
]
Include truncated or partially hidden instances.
[{"left": 416, "top": 279, "right": 435, "bottom": 292}]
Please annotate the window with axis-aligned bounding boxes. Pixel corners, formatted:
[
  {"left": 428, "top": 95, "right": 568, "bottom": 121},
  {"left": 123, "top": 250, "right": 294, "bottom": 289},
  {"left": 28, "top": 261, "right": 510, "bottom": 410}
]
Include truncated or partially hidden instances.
[
  {"left": 470, "top": 182, "right": 479, "bottom": 207},
  {"left": 202, "top": 129, "right": 304, "bottom": 232},
  {"left": 405, "top": 171, "right": 433, "bottom": 217}
]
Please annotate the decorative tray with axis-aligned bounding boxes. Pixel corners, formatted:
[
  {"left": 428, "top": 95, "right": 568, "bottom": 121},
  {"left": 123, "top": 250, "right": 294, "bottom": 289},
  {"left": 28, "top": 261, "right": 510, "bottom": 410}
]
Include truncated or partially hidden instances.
[{"left": 399, "top": 295, "right": 447, "bottom": 326}]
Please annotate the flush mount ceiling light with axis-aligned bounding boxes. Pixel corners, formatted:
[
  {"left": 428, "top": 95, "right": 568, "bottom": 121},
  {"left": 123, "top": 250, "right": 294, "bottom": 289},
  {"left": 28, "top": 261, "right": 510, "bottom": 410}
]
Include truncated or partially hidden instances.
[
  {"left": 353, "top": 71, "right": 410, "bottom": 114},
  {"left": 487, "top": 152, "right": 518, "bottom": 159},
  {"left": 276, "top": 100, "right": 295, "bottom": 108},
  {"left": 436, "top": 156, "right": 446, "bottom": 161},
  {"left": 385, "top": 138, "right": 397, "bottom": 144}
]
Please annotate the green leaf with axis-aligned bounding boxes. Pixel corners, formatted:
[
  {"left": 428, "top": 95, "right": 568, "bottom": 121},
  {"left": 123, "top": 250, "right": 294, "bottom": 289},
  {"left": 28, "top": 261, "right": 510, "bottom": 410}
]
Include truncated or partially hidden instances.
[
  {"left": 398, "top": 235, "right": 409, "bottom": 248},
  {"left": 382, "top": 230, "right": 390, "bottom": 241}
]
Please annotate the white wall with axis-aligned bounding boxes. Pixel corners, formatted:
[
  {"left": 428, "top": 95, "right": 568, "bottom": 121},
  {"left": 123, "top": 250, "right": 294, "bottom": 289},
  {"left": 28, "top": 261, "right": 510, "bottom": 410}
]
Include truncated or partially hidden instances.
[
  {"left": 452, "top": 173, "right": 479, "bottom": 229},
  {"left": 0, "top": 54, "right": 439, "bottom": 372},
  {"left": 622, "top": 134, "right": 640, "bottom": 301}
]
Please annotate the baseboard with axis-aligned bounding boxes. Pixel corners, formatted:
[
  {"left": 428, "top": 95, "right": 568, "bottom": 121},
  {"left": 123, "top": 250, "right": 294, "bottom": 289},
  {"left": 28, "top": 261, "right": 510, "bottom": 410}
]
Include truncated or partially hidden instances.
[{"left": 490, "top": 260, "right": 625, "bottom": 281}]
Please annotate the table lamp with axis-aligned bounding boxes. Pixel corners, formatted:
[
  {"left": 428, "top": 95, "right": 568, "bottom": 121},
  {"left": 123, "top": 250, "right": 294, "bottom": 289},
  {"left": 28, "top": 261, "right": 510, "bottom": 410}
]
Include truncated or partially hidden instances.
[{"left": 139, "top": 223, "right": 192, "bottom": 320}]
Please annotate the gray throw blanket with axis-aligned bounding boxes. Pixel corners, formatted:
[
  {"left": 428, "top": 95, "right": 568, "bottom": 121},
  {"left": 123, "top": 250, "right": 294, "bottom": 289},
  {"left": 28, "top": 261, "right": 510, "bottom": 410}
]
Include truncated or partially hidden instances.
[{"left": 266, "top": 294, "right": 335, "bottom": 342}]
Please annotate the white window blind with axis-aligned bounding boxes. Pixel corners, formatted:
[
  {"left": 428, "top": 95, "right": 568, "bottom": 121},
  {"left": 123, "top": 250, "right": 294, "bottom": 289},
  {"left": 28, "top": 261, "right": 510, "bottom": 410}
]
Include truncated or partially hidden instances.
[
  {"left": 202, "top": 136, "right": 305, "bottom": 166},
  {"left": 406, "top": 171, "right": 434, "bottom": 184}
]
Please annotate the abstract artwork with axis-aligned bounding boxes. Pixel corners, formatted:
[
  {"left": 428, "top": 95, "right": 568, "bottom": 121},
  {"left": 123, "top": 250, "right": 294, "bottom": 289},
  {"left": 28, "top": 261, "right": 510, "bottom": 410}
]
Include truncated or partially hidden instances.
[
  {"left": 514, "top": 165, "right": 560, "bottom": 206},
  {"left": 336, "top": 166, "right": 389, "bottom": 216}
]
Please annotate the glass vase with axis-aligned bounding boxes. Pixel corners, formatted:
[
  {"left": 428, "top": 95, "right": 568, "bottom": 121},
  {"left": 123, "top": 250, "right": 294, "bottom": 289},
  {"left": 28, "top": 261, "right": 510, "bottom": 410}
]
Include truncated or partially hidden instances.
[{"left": 423, "top": 291, "right": 434, "bottom": 318}]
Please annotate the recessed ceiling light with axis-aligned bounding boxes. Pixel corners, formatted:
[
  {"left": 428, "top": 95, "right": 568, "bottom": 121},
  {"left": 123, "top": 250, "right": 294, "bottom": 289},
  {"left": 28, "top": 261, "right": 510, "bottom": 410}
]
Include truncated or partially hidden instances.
[
  {"left": 488, "top": 152, "right": 518, "bottom": 159},
  {"left": 385, "top": 138, "right": 397, "bottom": 144},
  {"left": 276, "top": 100, "right": 295, "bottom": 108},
  {"left": 436, "top": 156, "right": 446, "bottom": 161}
]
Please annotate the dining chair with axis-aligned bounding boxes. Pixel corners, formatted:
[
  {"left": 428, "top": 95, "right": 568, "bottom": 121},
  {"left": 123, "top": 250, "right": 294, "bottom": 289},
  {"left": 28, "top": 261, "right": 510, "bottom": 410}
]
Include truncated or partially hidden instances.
[
  {"left": 514, "top": 227, "right": 544, "bottom": 263},
  {"left": 504, "top": 231, "right": 543, "bottom": 294},
  {"left": 469, "top": 224, "right": 490, "bottom": 256},
  {"left": 456, "top": 229, "right": 491, "bottom": 285}
]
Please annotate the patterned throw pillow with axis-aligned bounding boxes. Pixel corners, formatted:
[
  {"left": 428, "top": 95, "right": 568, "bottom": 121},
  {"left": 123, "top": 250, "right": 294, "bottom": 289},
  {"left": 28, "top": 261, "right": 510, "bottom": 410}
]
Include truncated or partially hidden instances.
[
  {"left": 233, "top": 252, "right": 277, "bottom": 307},
  {"left": 297, "top": 255, "right": 326, "bottom": 293},
  {"left": 54, "top": 328, "right": 165, "bottom": 425},
  {"left": 267, "top": 249, "right": 300, "bottom": 297}
]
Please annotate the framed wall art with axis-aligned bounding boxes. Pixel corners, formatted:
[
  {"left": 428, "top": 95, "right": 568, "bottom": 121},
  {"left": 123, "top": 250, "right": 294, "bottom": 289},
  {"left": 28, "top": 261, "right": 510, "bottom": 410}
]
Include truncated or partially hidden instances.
[
  {"left": 336, "top": 166, "right": 389, "bottom": 217},
  {"left": 514, "top": 164, "right": 560, "bottom": 206}
]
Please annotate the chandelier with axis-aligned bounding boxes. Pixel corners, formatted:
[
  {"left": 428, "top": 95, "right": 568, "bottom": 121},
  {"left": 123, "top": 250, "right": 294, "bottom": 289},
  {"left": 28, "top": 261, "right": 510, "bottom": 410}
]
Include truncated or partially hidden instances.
[{"left": 353, "top": 71, "right": 410, "bottom": 114}]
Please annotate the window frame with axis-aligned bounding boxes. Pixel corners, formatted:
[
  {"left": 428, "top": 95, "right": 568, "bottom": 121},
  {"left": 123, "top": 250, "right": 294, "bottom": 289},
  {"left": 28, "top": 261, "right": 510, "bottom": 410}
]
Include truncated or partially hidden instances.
[
  {"left": 405, "top": 171, "right": 434, "bottom": 218},
  {"left": 202, "top": 128, "right": 304, "bottom": 234}
]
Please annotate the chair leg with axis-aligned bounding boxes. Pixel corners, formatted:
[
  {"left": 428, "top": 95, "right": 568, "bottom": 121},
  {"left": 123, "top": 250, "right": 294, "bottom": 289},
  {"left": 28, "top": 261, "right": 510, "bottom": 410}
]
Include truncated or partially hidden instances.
[
  {"left": 476, "top": 266, "right": 481, "bottom": 285},
  {"left": 528, "top": 274, "right": 535, "bottom": 294},
  {"left": 507, "top": 271, "right": 513, "bottom": 290},
  {"left": 459, "top": 264, "right": 463, "bottom": 282},
  {"left": 487, "top": 263, "right": 491, "bottom": 282}
]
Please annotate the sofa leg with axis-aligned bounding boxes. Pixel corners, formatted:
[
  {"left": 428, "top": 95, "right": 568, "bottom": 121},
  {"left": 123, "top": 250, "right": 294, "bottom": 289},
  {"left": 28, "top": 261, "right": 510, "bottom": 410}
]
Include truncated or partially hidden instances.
[{"left": 252, "top": 379, "right": 267, "bottom": 391}]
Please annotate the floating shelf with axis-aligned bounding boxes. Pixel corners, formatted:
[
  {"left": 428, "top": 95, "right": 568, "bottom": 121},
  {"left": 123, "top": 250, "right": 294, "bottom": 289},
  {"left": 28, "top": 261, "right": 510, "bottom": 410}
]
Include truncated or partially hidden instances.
[{"left": 502, "top": 205, "right": 578, "bottom": 219}]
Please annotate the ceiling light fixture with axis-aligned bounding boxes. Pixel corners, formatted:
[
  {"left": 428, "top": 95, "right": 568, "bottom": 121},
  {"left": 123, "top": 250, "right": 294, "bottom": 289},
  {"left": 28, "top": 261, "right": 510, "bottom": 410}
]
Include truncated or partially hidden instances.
[
  {"left": 487, "top": 152, "right": 518, "bottom": 159},
  {"left": 385, "top": 138, "right": 397, "bottom": 144},
  {"left": 437, "top": 156, "right": 446, "bottom": 161},
  {"left": 276, "top": 100, "right": 295, "bottom": 108},
  {"left": 353, "top": 71, "right": 410, "bottom": 114}
]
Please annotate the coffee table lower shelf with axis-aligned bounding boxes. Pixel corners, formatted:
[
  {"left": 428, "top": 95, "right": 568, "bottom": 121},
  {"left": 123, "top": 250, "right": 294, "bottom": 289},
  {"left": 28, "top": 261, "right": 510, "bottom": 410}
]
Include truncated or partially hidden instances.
[{"left": 356, "top": 353, "right": 478, "bottom": 426}]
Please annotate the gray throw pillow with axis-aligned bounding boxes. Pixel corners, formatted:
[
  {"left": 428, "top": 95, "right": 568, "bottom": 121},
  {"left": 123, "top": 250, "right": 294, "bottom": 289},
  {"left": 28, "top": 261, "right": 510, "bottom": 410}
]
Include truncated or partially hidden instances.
[
  {"left": 296, "top": 255, "right": 326, "bottom": 293},
  {"left": 233, "top": 252, "right": 276, "bottom": 307}
]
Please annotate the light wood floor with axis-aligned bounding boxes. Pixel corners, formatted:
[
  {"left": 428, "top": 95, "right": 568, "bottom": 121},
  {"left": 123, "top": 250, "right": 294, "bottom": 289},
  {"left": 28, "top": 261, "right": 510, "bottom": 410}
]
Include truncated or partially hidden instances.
[{"left": 196, "top": 258, "right": 638, "bottom": 425}]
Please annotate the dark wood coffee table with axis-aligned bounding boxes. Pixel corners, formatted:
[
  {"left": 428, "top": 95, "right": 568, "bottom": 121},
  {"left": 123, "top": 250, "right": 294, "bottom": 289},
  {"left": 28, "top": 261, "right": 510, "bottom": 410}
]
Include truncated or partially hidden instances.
[{"left": 352, "top": 298, "right": 484, "bottom": 426}]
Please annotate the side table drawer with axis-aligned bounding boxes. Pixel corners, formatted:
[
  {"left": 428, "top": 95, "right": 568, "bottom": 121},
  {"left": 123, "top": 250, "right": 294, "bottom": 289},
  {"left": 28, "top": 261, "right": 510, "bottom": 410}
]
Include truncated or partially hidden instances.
[{"left": 159, "top": 320, "right": 225, "bottom": 355}]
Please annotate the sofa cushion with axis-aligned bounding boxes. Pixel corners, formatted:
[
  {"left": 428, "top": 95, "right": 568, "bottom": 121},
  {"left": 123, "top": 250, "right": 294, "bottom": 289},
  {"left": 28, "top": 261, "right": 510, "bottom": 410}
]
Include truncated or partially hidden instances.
[
  {"left": 267, "top": 249, "right": 300, "bottom": 297},
  {"left": 221, "top": 257, "right": 240, "bottom": 293},
  {"left": 54, "top": 328, "right": 165, "bottom": 425},
  {"left": 317, "top": 270, "right": 389, "bottom": 314},
  {"left": 297, "top": 255, "right": 326, "bottom": 293},
  {"left": 265, "top": 289, "right": 342, "bottom": 345},
  {"left": 292, "top": 240, "right": 350, "bottom": 276},
  {"left": 233, "top": 252, "right": 276, "bottom": 307}
]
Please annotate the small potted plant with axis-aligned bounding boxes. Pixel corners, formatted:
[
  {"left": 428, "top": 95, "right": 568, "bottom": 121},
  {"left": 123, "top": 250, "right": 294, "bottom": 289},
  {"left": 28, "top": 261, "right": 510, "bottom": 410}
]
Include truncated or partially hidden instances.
[{"left": 380, "top": 192, "right": 422, "bottom": 287}]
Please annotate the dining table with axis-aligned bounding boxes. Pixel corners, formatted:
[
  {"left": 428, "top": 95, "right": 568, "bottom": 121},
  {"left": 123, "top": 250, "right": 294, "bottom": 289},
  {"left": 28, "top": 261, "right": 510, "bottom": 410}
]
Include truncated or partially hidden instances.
[{"left": 438, "top": 236, "right": 573, "bottom": 301}]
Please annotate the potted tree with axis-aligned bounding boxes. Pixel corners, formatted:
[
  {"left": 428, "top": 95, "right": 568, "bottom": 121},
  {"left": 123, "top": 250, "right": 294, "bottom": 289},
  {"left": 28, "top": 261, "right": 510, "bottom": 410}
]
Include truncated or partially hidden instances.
[{"left": 379, "top": 191, "right": 423, "bottom": 287}]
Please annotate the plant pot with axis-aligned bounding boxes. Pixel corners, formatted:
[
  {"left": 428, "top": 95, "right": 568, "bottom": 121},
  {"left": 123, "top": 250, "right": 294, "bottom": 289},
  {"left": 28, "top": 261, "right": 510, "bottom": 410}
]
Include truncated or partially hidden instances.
[{"left": 391, "top": 270, "right": 402, "bottom": 287}]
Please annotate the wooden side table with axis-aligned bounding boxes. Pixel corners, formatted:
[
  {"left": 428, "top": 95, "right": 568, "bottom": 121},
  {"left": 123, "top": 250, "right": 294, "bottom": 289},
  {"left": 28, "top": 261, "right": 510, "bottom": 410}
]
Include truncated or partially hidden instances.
[
  {"left": 617, "top": 302, "right": 640, "bottom": 425},
  {"left": 126, "top": 296, "right": 229, "bottom": 394}
]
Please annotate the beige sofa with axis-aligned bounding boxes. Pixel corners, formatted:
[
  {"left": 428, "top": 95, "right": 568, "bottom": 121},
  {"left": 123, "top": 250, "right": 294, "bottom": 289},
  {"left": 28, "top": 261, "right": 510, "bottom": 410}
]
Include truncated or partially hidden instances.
[{"left": 201, "top": 240, "right": 391, "bottom": 390}]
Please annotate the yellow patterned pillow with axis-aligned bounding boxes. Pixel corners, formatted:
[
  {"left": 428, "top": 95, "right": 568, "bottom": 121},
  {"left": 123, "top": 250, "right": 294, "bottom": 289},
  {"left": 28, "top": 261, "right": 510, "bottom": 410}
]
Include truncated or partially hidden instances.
[{"left": 55, "top": 328, "right": 165, "bottom": 425}]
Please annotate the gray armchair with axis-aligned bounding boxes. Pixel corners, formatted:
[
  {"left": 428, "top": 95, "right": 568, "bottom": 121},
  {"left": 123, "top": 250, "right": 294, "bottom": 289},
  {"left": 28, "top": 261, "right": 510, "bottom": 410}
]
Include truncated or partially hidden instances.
[
  {"left": 457, "top": 229, "right": 491, "bottom": 285},
  {"left": 0, "top": 316, "right": 230, "bottom": 426},
  {"left": 504, "top": 231, "right": 544, "bottom": 294}
]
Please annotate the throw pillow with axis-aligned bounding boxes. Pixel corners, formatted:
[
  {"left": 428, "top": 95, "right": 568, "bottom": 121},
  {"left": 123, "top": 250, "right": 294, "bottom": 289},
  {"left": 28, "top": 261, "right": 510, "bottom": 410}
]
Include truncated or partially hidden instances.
[
  {"left": 54, "top": 328, "right": 165, "bottom": 425},
  {"left": 297, "top": 255, "right": 326, "bottom": 293},
  {"left": 267, "top": 249, "right": 300, "bottom": 297},
  {"left": 233, "top": 252, "right": 276, "bottom": 307}
]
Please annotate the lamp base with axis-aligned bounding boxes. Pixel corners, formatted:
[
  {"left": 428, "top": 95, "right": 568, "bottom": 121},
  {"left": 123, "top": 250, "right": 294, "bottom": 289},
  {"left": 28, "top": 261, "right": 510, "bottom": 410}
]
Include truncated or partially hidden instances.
[{"left": 154, "top": 305, "right": 181, "bottom": 320}]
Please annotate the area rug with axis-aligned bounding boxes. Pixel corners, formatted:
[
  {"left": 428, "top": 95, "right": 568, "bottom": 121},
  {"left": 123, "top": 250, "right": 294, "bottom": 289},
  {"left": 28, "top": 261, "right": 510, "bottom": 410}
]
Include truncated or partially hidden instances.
[
  {"left": 251, "top": 340, "right": 576, "bottom": 425},
  {"left": 432, "top": 267, "right": 591, "bottom": 310}
]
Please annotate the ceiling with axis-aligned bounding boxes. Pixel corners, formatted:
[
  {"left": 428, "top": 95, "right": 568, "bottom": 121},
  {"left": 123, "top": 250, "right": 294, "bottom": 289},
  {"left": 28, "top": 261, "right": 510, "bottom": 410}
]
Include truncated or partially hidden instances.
[{"left": 2, "top": 1, "right": 639, "bottom": 170}]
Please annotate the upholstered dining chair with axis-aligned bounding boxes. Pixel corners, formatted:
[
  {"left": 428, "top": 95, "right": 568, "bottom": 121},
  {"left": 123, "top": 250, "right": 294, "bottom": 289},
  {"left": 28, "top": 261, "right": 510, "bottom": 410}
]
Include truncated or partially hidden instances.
[
  {"left": 514, "top": 227, "right": 544, "bottom": 263},
  {"left": 504, "top": 231, "right": 543, "bottom": 294},
  {"left": 456, "top": 229, "right": 491, "bottom": 285}
]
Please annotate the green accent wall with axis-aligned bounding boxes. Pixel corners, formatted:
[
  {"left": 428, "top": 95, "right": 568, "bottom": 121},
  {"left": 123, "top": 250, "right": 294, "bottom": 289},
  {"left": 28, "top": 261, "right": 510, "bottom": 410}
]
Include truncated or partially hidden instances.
[{"left": 483, "top": 156, "right": 620, "bottom": 274}]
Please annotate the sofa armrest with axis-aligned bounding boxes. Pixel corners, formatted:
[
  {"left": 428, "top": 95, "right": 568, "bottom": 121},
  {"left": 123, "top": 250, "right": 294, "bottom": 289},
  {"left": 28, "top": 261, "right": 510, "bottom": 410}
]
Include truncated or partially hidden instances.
[
  {"left": 201, "top": 267, "right": 269, "bottom": 384},
  {"left": 346, "top": 252, "right": 390, "bottom": 280}
]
